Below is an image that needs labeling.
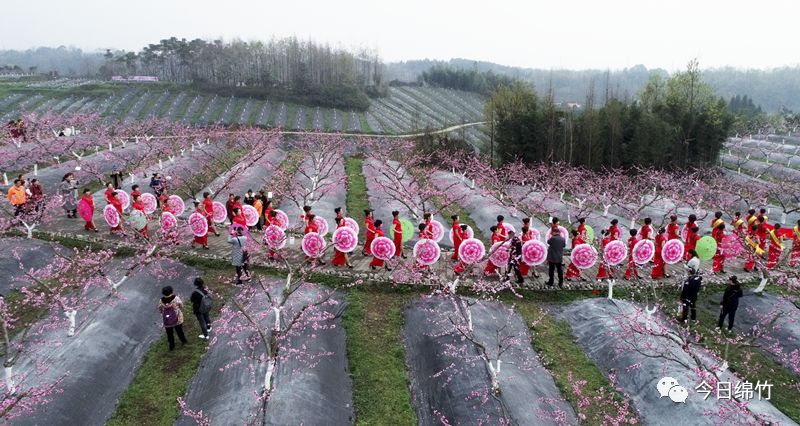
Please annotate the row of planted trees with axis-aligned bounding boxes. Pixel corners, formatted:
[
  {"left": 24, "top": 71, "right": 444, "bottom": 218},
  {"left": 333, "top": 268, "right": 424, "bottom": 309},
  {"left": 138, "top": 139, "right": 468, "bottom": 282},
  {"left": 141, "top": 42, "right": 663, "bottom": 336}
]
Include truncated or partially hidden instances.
[{"left": 485, "top": 60, "right": 734, "bottom": 170}]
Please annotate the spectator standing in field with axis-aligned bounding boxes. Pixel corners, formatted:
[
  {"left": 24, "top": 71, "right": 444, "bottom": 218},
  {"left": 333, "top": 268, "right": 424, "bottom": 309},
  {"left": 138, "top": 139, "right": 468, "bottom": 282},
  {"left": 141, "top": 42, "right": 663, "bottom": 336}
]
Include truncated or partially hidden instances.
[
  {"left": 228, "top": 227, "right": 250, "bottom": 284},
  {"left": 546, "top": 225, "right": 566, "bottom": 287},
  {"left": 159, "top": 286, "right": 187, "bottom": 350},
  {"left": 7, "top": 179, "right": 27, "bottom": 216},
  {"left": 149, "top": 173, "right": 164, "bottom": 206},
  {"left": 190, "top": 278, "right": 213, "bottom": 339},
  {"left": 680, "top": 265, "right": 703, "bottom": 323},
  {"left": 718, "top": 275, "right": 743, "bottom": 331},
  {"left": 29, "top": 178, "right": 44, "bottom": 213},
  {"left": 60, "top": 173, "right": 78, "bottom": 218}
]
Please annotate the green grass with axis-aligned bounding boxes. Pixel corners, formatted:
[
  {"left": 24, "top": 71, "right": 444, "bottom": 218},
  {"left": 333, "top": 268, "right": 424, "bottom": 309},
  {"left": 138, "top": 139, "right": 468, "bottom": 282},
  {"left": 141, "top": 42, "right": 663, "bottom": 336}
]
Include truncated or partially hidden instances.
[
  {"left": 514, "top": 299, "right": 638, "bottom": 424},
  {"left": 172, "top": 94, "right": 193, "bottom": 120},
  {"left": 190, "top": 96, "right": 212, "bottom": 124},
  {"left": 694, "top": 299, "right": 800, "bottom": 422},
  {"left": 156, "top": 92, "right": 178, "bottom": 117},
  {"left": 136, "top": 92, "right": 161, "bottom": 121},
  {"left": 117, "top": 92, "right": 146, "bottom": 119},
  {"left": 344, "top": 156, "right": 369, "bottom": 241},
  {"left": 323, "top": 108, "right": 332, "bottom": 131},
  {"left": 266, "top": 102, "right": 281, "bottom": 127},
  {"left": 208, "top": 96, "right": 228, "bottom": 123},
  {"left": 107, "top": 271, "right": 233, "bottom": 426},
  {"left": 248, "top": 100, "right": 264, "bottom": 125},
  {"left": 341, "top": 110, "right": 351, "bottom": 132},
  {"left": 231, "top": 98, "right": 247, "bottom": 125},
  {"left": 358, "top": 112, "right": 371, "bottom": 133},
  {"left": 285, "top": 103, "right": 298, "bottom": 129},
  {"left": 305, "top": 107, "right": 314, "bottom": 130},
  {"left": 342, "top": 287, "right": 417, "bottom": 425}
]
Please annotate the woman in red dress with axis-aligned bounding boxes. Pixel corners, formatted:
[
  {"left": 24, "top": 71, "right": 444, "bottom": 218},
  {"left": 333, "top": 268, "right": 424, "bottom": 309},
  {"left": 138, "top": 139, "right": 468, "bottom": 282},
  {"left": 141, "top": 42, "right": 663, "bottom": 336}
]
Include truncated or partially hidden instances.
[
  {"left": 667, "top": 215, "right": 680, "bottom": 240},
  {"left": 651, "top": 227, "right": 667, "bottom": 279},
  {"left": 596, "top": 229, "right": 614, "bottom": 280},
  {"left": 712, "top": 223, "right": 726, "bottom": 273},
  {"left": 232, "top": 208, "right": 247, "bottom": 228},
  {"left": 393, "top": 211, "right": 406, "bottom": 258},
  {"left": 450, "top": 214, "right": 461, "bottom": 260},
  {"left": 304, "top": 214, "right": 326, "bottom": 265},
  {"left": 483, "top": 226, "right": 504, "bottom": 276},
  {"left": 332, "top": 217, "right": 354, "bottom": 268},
  {"left": 791, "top": 219, "right": 800, "bottom": 268},
  {"left": 453, "top": 224, "right": 471, "bottom": 275},
  {"left": 131, "top": 193, "right": 150, "bottom": 238},
  {"left": 624, "top": 229, "right": 640, "bottom": 280},
  {"left": 80, "top": 189, "right": 98, "bottom": 232},
  {"left": 191, "top": 201, "right": 209, "bottom": 249},
  {"left": 369, "top": 220, "right": 391, "bottom": 271},
  {"left": 362, "top": 209, "right": 375, "bottom": 256},
  {"left": 766, "top": 223, "right": 784, "bottom": 269},
  {"left": 203, "top": 192, "right": 219, "bottom": 237},
  {"left": 565, "top": 230, "right": 586, "bottom": 281},
  {"left": 109, "top": 191, "right": 124, "bottom": 233},
  {"left": 683, "top": 226, "right": 699, "bottom": 261}
]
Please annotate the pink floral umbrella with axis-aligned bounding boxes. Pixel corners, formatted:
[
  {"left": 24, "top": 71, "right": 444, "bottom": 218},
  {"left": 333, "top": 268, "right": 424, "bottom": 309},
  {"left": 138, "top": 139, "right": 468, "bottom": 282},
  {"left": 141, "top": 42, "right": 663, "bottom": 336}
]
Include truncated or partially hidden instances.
[
  {"left": 263, "top": 225, "right": 286, "bottom": 250},
  {"left": 189, "top": 212, "right": 208, "bottom": 237},
  {"left": 371, "top": 236, "right": 395, "bottom": 261},
  {"left": 140, "top": 193, "right": 157, "bottom": 214},
  {"left": 458, "top": 238, "right": 485, "bottom": 264},
  {"left": 413, "top": 239, "right": 441, "bottom": 266},
  {"left": 302, "top": 232, "right": 326, "bottom": 258},
  {"left": 489, "top": 241, "right": 511, "bottom": 267},
  {"left": 428, "top": 220, "right": 445, "bottom": 243},
  {"left": 116, "top": 190, "right": 130, "bottom": 211},
  {"left": 571, "top": 244, "right": 597, "bottom": 269},
  {"left": 632, "top": 239, "right": 655, "bottom": 265},
  {"left": 77, "top": 198, "right": 93, "bottom": 222},
  {"left": 604, "top": 240, "right": 628, "bottom": 266},
  {"left": 242, "top": 205, "right": 259, "bottom": 227},
  {"left": 161, "top": 212, "right": 177, "bottom": 232},
  {"left": 273, "top": 209, "right": 289, "bottom": 230},
  {"left": 168, "top": 195, "right": 185, "bottom": 216},
  {"left": 344, "top": 217, "right": 359, "bottom": 234},
  {"left": 333, "top": 226, "right": 358, "bottom": 252},
  {"left": 662, "top": 239, "right": 684, "bottom": 265},
  {"left": 103, "top": 205, "right": 120, "bottom": 227},
  {"left": 522, "top": 240, "right": 547, "bottom": 266},
  {"left": 528, "top": 228, "right": 541, "bottom": 241},
  {"left": 502, "top": 223, "right": 516, "bottom": 236},
  {"left": 314, "top": 216, "right": 329, "bottom": 237},
  {"left": 449, "top": 225, "right": 474, "bottom": 244},
  {"left": 546, "top": 225, "right": 568, "bottom": 240},
  {"left": 212, "top": 201, "right": 227, "bottom": 224}
]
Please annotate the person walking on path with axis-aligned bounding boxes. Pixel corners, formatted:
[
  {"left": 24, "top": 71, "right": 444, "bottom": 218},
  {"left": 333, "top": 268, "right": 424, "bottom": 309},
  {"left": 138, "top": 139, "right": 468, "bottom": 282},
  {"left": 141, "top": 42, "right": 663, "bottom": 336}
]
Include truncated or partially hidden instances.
[
  {"left": 679, "top": 266, "right": 703, "bottom": 323},
  {"left": 7, "top": 179, "right": 27, "bottom": 216},
  {"left": 718, "top": 276, "right": 743, "bottom": 331},
  {"left": 228, "top": 227, "right": 250, "bottom": 284},
  {"left": 505, "top": 230, "right": 524, "bottom": 284},
  {"left": 29, "top": 178, "right": 44, "bottom": 213},
  {"left": 159, "top": 286, "right": 187, "bottom": 350},
  {"left": 79, "top": 189, "right": 98, "bottom": 232},
  {"left": 190, "top": 278, "right": 213, "bottom": 340},
  {"left": 546, "top": 225, "right": 566, "bottom": 287}
]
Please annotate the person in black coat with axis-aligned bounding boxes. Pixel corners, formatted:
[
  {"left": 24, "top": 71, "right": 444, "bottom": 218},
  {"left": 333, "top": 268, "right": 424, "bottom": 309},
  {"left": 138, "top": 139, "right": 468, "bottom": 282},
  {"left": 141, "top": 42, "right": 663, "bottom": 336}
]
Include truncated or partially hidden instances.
[
  {"left": 505, "top": 231, "right": 524, "bottom": 284},
  {"left": 546, "top": 224, "right": 566, "bottom": 287},
  {"left": 679, "top": 269, "right": 703, "bottom": 322},
  {"left": 190, "top": 278, "right": 213, "bottom": 339},
  {"left": 718, "top": 275, "right": 743, "bottom": 330}
]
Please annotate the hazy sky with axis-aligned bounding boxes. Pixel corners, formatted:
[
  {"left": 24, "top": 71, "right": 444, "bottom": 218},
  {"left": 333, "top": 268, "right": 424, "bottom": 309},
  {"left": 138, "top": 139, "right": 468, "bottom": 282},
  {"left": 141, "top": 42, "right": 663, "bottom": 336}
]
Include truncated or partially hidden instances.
[{"left": 2, "top": 0, "right": 797, "bottom": 70}]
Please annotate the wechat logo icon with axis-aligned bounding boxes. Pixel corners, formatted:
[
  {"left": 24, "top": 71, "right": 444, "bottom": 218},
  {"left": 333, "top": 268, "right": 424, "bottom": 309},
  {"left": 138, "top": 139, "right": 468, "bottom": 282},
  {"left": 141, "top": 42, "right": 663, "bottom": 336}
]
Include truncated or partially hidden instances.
[{"left": 657, "top": 376, "right": 688, "bottom": 403}]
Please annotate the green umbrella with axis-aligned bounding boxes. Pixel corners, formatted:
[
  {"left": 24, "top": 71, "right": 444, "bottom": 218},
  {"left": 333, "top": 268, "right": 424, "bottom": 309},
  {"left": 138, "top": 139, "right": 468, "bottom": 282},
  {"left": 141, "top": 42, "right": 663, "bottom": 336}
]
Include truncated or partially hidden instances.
[
  {"left": 389, "top": 218, "right": 415, "bottom": 242},
  {"left": 695, "top": 235, "right": 717, "bottom": 261}
]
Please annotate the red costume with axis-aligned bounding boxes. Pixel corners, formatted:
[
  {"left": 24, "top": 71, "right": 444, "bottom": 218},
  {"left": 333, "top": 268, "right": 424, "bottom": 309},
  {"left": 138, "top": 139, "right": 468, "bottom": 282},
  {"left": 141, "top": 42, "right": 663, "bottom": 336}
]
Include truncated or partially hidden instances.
[
  {"left": 233, "top": 213, "right": 247, "bottom": 228},
  {"left": 133, "top": 200, "right": 149, "bottom": 238},
  {"left": 483, "top": 232, "right": 504, "bottom": 275},
  {"left": 712, "top": 227, "right": 725, "bottom": 273},
  {"left": 596, "top": 235, "right": 613, "bottom": 280},
  {"left": 203, "top": 198, "right": 216, "bottom": 234},
  {"left": 370, "top": 228, "right": 387, "bottom": 268},
  {"left": 577, "top": 223, "right": 587, "bottom": 241},
  {"left": 667, "top": 221, "right": 680, "bottom": 240},
  {"left": 497, "top": 222, "right": 508, "bottom": 239},
  {"left": 766, "top": 229, "right": 784, "bottom": 269},
  {"left": 639, "top": 224, "right": 652, "bottom": 241},
  {"left": 423, "top": 218, "right": 434, "bottom": 239},
  {"left": 450, "top": 219, "right": 461, "bottom": 260},
  {"left": 82, "top": 194, "right": 96, "bottom": 231},
  {"left": 332, "top": 221, "right": 347, "bottom": 267},
  {"left": 160, "top": 194, "right": 174, "bottom": 214},
  {"left": 110, "top": 196, "right": 123, "bottom": 232},
  {"left": 565, "top": 236, "right": 585, "bottom": 280},
  {"left": 193, "top": 206, "right": 208, "bottom": 246},
  {"left": 131, "top": 189, "right": 142, "bottom": 199},
  {"left": 744, "top": 228, "right": 761, "bottom": 271},
  {"left": 519, "top": 230, "right": 533, "bottom": 276},
  {"left": 684, "top": 228, "right": 699, "bottom": 260},
  {"left": 104, "top": 188, "right": 115, "bottom": 204},
  {"left": 624, "top": 236, "right": 640, "bottom": 279},
  {"left": 453, "top": 227, "right": 472, "bottom": 275},
  {"left": 790, "top": 226, "right": 800, "bottom": 267},
  {"left": 609, "top": 224, "right": 621, "bottom": 241},
  {"left": 394, "top": 218, "right": 404, "bottom": 257},
  {"left": 731, "top": 217, "right": 745, "bottom": 236},
  {"left": 651, "top": 233, "right": 666, "bottom": 279},
  {"left": 363, "top": 217, "right": 375, "bottom": 255}
]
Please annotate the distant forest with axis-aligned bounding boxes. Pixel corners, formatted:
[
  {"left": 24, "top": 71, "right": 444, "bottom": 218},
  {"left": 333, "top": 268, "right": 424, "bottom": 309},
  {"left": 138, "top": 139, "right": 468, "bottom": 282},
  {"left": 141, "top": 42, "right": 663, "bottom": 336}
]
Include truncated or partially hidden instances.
[{"left": 387, "top": 59, "right": 800, "bottom": 113}]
